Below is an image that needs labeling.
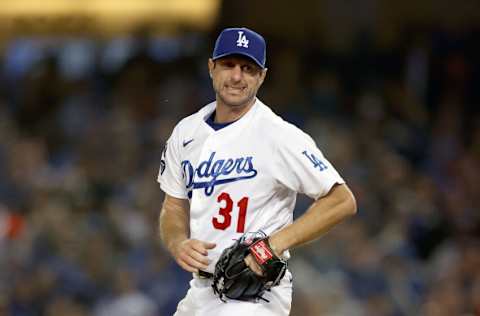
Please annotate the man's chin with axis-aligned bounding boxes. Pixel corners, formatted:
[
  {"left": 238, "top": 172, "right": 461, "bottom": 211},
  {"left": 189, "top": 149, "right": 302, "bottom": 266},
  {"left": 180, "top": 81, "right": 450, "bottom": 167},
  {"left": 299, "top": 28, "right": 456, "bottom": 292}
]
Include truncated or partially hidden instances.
[{"left": 220, "top": 95, "right": 252, "bottom": 107}]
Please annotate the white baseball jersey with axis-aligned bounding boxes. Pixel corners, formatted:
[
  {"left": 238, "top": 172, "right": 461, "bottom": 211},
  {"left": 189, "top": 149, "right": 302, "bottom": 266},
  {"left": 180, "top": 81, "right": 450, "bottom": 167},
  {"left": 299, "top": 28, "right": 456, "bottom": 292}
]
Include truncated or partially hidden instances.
[{"left": 158, "top": 98, "right": 345, "bottom": 273}]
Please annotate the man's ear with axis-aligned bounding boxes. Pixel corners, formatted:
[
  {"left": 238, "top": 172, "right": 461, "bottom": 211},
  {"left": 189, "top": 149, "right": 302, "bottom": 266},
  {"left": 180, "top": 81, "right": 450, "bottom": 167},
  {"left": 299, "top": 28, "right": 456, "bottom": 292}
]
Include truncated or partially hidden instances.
[
  {"left": 208, "top": 58, "right": 215, "bottom": 78},
  {"left": 259, "top": 68, "right": 268, "bottom": 85}
]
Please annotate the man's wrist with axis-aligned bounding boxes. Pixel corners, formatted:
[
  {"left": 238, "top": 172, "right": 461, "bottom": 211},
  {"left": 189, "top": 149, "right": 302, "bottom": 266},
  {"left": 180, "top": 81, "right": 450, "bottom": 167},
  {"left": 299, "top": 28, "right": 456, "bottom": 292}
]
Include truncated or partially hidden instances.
[
  {"left": 267, "top": 236, "right": 286, "bottom": 258},
  {"left": 168, "top": 237, "right": 188, "bottom": 255}
]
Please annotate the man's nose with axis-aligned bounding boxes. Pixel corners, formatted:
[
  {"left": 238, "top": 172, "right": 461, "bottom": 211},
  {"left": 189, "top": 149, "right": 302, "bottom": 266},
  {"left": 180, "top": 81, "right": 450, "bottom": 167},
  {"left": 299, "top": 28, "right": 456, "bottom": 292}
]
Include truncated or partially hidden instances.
[{"left": 231, "top": 65, "right": 243, "bottom": 81}]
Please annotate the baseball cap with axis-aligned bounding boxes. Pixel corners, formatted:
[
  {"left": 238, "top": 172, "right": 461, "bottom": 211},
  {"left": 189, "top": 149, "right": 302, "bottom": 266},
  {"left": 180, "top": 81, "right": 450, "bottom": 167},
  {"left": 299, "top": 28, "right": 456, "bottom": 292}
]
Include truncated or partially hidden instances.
[{"left": 212, "top": 27, "right": 266, "bottom": 69}]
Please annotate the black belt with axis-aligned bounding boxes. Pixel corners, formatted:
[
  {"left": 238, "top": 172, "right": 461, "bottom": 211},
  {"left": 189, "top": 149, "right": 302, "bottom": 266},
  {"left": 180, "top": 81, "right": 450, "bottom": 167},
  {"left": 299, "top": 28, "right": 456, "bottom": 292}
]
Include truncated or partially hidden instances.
[{"left": 198, "top": 270, "right": 213, "bottom": 279}]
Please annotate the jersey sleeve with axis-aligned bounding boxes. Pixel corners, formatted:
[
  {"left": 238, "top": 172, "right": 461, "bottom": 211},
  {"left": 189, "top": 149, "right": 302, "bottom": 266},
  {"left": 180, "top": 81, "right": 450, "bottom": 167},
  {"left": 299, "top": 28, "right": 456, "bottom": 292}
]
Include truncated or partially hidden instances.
[
  {"left": 273, "top": 124, "right": 345, "bottom": 200},
  {"left": 157, "top": 124, "right": 188, "bottom": 199}
]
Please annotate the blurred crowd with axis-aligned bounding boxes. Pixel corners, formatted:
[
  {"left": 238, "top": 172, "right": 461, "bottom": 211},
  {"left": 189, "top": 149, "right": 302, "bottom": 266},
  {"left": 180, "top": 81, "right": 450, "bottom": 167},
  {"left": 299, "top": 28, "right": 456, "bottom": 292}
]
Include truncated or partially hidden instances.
[{"left": 0, "top": 24, "right": 479, "bottom": 316}]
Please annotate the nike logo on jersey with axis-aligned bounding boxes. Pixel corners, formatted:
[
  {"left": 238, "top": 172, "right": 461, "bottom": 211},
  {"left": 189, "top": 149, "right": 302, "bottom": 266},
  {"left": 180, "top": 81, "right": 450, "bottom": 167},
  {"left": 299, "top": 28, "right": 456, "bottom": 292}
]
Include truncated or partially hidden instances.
[
  {"left": 183, "top": 139, "right": 194, "bottom": 147},
  {"left": 302, "top": 150, "right": 328, "bottom": 171},
  {"left": 182, "top": 152, "right": 258, "bottom": 196}
]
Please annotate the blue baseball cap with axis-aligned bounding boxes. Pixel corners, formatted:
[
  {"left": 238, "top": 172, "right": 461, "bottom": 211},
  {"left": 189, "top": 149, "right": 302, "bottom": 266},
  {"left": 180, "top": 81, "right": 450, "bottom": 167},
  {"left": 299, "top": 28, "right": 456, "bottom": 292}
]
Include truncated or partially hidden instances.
[{"left": 212, "top": 27, "right": 266, "bottom": 69}]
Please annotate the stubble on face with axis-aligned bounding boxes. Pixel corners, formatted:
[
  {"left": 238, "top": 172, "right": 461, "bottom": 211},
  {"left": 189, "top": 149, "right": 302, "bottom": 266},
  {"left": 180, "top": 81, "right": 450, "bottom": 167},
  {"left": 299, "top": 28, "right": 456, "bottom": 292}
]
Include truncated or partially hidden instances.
[
  {"left": 209, "top": 57, "right": 266, "bottom": 110},
  {"left": 214, "top": 82, "right": 257, "bottom": 109}
]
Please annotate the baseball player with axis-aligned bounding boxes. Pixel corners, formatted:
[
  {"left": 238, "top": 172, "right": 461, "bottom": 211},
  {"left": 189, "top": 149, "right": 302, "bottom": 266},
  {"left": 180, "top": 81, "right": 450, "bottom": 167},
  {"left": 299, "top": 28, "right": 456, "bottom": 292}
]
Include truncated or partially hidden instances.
[{"left": 158, "top": 27, "right": 357, "bottom": 315}]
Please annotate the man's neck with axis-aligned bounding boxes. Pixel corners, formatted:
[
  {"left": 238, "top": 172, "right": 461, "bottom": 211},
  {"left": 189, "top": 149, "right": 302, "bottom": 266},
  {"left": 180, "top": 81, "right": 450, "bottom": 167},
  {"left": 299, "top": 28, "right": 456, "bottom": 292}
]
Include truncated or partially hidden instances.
[{"left": 215, "top": 98, "right": 256, "bottom": 123}]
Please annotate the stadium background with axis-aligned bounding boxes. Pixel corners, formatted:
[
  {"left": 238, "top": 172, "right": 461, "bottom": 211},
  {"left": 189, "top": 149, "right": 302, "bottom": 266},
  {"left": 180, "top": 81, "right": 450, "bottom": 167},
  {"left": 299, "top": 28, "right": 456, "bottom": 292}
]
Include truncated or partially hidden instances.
[{"left": 0, "top": 0, "right": 479, "bottom": 315}]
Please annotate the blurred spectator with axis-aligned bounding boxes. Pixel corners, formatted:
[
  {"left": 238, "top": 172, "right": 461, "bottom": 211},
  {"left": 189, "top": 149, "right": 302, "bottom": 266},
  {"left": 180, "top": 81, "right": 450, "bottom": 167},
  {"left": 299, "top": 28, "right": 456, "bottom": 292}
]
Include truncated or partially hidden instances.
[{"left": 93, "top": 267, "right": 157, "bottom": 316}]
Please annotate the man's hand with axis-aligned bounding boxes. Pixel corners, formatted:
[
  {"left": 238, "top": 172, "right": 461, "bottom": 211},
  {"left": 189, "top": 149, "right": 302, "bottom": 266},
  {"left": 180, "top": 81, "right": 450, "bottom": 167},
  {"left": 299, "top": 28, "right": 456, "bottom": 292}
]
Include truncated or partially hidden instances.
[
  {"left": 173, "top": 239, "right": 216, "bottom": 273},
  {"left": 244, "top": 238, "right": 283, "bottom": 277},
  {"left": 213, "top": 232, "right": 287, "bottom": 301},
  {"left": 244, "top": 254, "right": 263, "bottom": 276},
  {"left": 159, "top": 195, "right": 216, "bottom": 273}
]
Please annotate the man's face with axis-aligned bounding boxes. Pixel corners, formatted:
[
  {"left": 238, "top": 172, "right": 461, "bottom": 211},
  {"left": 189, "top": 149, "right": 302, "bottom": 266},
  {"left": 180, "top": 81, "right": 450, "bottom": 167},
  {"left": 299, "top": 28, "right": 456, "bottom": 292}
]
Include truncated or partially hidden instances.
[{"left": 208, "top": 55, "right": 267, "bottom": 108}]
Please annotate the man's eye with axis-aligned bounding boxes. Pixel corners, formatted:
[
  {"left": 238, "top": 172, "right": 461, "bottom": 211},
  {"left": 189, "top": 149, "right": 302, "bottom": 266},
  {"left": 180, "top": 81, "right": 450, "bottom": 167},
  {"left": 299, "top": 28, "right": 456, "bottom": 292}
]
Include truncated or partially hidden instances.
[{"left": 244, "top": 65, "right": 258, "bottom": 75}]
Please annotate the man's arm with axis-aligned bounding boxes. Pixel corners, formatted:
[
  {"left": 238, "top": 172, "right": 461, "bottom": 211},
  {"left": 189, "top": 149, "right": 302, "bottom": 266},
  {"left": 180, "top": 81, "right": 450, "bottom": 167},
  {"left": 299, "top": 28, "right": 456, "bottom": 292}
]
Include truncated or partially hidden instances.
[
  {"left": 269, "top": 183, "right": 357, "bottom": 254},
  {"left": 245, "top": 183, "right": 356, "bottom": 275},
  {"left": 159, "top": 194, "right": 216, "bottom": 273}
]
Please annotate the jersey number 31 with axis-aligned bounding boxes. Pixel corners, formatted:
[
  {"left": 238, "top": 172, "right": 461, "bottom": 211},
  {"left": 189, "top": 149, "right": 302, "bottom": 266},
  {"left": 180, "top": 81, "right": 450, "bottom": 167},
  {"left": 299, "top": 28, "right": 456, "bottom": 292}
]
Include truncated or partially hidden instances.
[{"left": 212, "top": 192, "right": 248, "bottom": 233}]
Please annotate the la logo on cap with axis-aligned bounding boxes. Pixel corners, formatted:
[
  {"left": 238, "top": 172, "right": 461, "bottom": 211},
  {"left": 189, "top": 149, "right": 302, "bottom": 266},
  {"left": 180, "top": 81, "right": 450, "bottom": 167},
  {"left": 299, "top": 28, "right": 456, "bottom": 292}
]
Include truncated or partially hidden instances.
[
  {"left": 236, "top": 31, "right": 249, "bottom": 48},
  {"left": 212, "top": 27, "right": 266, "bottom": 68}
]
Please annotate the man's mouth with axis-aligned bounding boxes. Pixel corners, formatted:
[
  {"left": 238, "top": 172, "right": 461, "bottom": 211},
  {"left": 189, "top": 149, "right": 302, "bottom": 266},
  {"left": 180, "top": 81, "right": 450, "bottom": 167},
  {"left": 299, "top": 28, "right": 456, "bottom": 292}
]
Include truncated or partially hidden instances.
[{"left": 225, "top": 85, "right": 245, "bottom": 93}]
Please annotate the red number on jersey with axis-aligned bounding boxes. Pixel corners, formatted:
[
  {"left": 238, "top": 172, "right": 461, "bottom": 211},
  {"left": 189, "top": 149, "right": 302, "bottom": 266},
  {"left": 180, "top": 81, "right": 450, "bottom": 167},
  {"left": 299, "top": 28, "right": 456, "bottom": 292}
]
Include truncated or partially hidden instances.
[
  {"left": 212, "top": 192, "right": 249, "bottom": 233},
  {"left": 236, "top": 197, "right": 248, "bottom": 233},
  {"left": 212, "top": 192, "right": 233, "bottom": 230}
]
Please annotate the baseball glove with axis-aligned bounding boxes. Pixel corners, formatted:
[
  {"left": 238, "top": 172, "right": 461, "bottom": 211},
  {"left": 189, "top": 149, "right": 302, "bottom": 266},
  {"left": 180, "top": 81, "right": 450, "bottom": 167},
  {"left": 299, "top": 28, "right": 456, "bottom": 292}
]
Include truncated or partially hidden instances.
[{"left": 212, "top": 231, "right": 287, "bottom": 302}]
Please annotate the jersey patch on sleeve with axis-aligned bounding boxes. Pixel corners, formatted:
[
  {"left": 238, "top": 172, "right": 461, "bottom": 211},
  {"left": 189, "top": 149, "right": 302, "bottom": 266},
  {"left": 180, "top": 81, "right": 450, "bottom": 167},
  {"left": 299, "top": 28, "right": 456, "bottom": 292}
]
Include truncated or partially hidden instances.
[
  {"left": 159, "top": 143, "right": 167, "bottom": 175},
  {"left": 302, "top": 150, "right": 328, "bottom": 171}
]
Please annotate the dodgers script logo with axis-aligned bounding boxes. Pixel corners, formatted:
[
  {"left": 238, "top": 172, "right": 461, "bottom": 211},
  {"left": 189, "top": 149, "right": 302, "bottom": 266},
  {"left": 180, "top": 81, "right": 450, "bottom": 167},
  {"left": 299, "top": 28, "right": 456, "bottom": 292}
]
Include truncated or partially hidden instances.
[{"left": 182, "top": 152, "right": 257, "bottom": 196}]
